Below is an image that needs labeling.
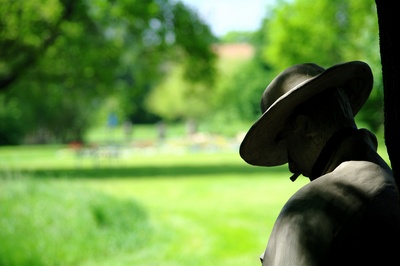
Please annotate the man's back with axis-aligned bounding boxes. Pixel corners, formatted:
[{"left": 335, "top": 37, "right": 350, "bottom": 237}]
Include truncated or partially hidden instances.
[{"left": 262, "top": 161, "right": 400, "bottom": 265}]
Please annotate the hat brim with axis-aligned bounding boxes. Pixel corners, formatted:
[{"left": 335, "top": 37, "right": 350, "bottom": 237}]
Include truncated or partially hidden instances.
[{"left": 239, "top": 61, "right": 373, "bottom": 166}]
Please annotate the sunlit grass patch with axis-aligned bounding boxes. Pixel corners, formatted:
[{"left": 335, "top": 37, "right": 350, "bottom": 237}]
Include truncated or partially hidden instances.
[
  {"left": 0, "top": 143, "right": 310, "bottom": 265},
  {"left": 0, "top": 144, "right": 321, "bottom": 265},
  {"left": 0, "top": 177, "right": 150, "bottom": 266},
  {"left": 82, "top": 167, "right": 307, "bottom": 265}
]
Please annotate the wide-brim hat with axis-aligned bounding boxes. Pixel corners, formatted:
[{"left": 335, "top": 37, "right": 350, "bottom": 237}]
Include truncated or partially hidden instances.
[{"left": 239, "top": 61, "right": 373, "bottom": 166}]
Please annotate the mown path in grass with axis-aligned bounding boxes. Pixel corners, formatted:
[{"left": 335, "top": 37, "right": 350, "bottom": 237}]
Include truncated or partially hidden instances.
[{"left": 0, "top": 145, "right": 308, "bottom": 265}]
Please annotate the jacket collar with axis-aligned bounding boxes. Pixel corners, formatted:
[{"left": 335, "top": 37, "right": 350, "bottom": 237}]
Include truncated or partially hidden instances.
[{"left": 310, "top": 127, "right": 389, "bottom": 180}]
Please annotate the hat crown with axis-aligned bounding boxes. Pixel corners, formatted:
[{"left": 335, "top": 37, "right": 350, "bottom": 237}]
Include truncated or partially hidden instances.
[{"left": 260, "top": 63, "right": 325, "bottom": 113}]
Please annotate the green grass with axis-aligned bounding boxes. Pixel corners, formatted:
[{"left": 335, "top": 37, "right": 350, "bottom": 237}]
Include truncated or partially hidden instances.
[
  {"left": 0, "top": 137, "right": 391, "bottom": 265},
  {"left": 0, "top": 177, "right": 150, "bottom": 266},
  {"left": 0, "top": 144, "right": 308, "bottom": 265},
  {"left": 82, "top": 168, "right": 306, "bottom": 266}
]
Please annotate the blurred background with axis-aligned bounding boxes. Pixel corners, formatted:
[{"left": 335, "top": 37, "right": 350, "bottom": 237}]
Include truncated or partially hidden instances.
[{"left": 0, "top": 0, "right": 385, "bottom": 265}]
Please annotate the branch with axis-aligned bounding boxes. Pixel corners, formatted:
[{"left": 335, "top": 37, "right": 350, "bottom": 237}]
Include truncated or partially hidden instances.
[{"left": 0, "top": 0, "right": 76, "bottom": 91}]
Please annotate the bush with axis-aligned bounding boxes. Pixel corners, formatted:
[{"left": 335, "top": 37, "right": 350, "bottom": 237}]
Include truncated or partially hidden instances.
[
  {"left": 0, "top": 95, "right": 25, "bottom": 145},
  {"left": 0, "top": 177, "right": 150, "bottom": 266}
]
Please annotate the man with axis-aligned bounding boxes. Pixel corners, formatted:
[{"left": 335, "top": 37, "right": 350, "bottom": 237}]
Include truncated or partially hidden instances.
[{"left": 239, "top": 61, "right": 400, "bottom": 265}]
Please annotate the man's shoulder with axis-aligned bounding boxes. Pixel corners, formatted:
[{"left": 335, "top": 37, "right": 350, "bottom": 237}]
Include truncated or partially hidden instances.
[
  {"left": 289, "top": 161, "right": 394, "bottom": 205},
  {"left": 325, "top": 160, "right": 394, "bottom": 191}
]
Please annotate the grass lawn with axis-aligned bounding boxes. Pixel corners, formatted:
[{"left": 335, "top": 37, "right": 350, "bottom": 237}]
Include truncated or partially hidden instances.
[
  {"left": 77, "top": 152, "right": 308, "bottom": 266},
  {"left": 2, "top": 137, "right": 391, "bottom": 265},
  {"left": 0, "top": 143, "right": 309, "bottom": 265}
]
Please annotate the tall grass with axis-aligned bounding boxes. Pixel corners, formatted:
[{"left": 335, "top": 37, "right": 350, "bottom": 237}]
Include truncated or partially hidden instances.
[
  {"left": 0, "top": 176, "right": 150, "bottom": 266},
  {"left": 0, "top": 143, "right": 308, "bottom": 265}
]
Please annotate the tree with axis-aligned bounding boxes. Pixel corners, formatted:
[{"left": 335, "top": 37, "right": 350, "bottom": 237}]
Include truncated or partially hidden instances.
[
  {"left": 0, "top": 0, "right": 216, "bottom": 144},
  {"left": 258, "top": 0, "right": 383, "bottom": 132},
  {"left": 263, "top": 0, "right": 379, "bottom": 68},
  {"left": 145, "top": 65, "right": 210, "bottom": 122},
  {"left": 0, "top": 0, "right": 76, "bottom": 90}
]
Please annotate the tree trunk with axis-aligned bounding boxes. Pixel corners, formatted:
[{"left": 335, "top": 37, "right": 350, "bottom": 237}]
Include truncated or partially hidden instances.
[{"left": 375, "top": 0, "right": 400, "bottom": 189}]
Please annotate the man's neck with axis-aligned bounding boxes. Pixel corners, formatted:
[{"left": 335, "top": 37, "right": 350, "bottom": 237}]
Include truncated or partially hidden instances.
[{"left": 310, "top": 127, "right": 360, "bottom": 180}]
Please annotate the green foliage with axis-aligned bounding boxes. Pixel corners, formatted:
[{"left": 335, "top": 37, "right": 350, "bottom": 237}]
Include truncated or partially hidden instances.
[
  {"left": 0, "top": 0, "right": 216, "bottom": 144},
  {"left": 172, "top": 2, "right": 217, "bottom": 84},
  {"left": 213, "top": 59, "right": 271, "bottom": 123},
  {"left": 0, "top": 95, "right": 24, "bottom": 144},
  {"left": 145, "top": 65, "right": 213, "bottom": 121},
  {"left": 0, "top": 177, "right": 150, "bottom": 266},
  {"left": 6, "top": 82, "right": 95, "bottom": 144},
  {"left": 144, "top": 2, "right": 218, "bottom": 123},
  {"left": 0, "top": 0, "right": 386, "bottom": 143},
  {"left": 252, "top": 0, "right": 383, "bottom": 132},
  {"left": 262, "top": 0, "right": 379, "bottom": 68},
  {"left": 220, "top": 31, "right": 255, "bottom": 44},
  {"left": 0, "top": 0, "right": 64, "bottom": 84}
]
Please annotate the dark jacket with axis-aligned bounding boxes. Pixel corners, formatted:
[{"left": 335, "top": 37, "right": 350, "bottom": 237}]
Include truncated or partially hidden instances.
[{"left": 261, "top": 128, "right": 400, "bottom": 265}]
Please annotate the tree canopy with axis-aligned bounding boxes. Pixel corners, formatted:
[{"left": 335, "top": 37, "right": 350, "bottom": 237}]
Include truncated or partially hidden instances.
[
  {"left": 0, "top": 0, "right": 386, "bottom": 144},
  {"left": 0, "top": 0, "right": 216, "bottom": 144},
  {"left": 219, "top": 0, "right": 383, "bottom": 132}
]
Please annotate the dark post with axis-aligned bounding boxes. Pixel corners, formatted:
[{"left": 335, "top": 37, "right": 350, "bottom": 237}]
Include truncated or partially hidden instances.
[{"left": 375, "top": 0, "right": 400, "bottom": 189}]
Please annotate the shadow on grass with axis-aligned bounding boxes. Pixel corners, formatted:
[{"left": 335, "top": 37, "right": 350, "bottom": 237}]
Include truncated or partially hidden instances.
[{"left": 3, "top": 163, "right": 290, "bottom": 179}]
